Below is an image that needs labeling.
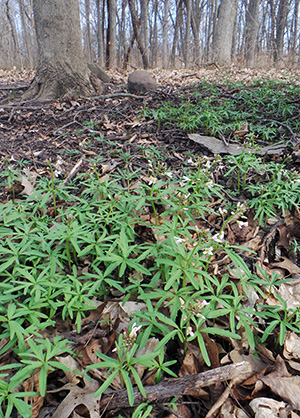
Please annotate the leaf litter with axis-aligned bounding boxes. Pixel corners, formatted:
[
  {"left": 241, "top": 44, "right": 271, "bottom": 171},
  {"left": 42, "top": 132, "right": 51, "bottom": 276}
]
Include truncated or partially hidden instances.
[{"left": 0, "top": 68, "right": 300, "bottom": 417}]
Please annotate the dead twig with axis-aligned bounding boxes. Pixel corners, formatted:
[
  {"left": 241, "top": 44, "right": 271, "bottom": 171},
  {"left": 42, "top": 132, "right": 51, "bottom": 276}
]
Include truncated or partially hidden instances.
[{"left": 100, "top": 361, "right": 253, "bottom": 413}]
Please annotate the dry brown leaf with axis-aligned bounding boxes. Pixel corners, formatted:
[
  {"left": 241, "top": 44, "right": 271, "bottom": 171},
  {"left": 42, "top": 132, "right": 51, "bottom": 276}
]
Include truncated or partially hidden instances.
[
  {"left": 284, "top": 332, "right": 300, "bottom": 361},
  {"left": 260, "top": 375, "right": 300, "bottom": 410},
  {"left": 220, "top": 399, "right": 249, "bottom": 418},
  {"left": 19, "top": 175, "right": 34, "bottom": 196},
  {"left": 249, "top": 397, "right": 286, "bottom": 418},
  {"left": 50, "top": 379, "right": 101, "bottom": 418},
  {"left": 56, "top": 355, "right": 81, "bottom": 384},
  {"left": 271, "top": 257, "right": 300, "bottom": 275}
]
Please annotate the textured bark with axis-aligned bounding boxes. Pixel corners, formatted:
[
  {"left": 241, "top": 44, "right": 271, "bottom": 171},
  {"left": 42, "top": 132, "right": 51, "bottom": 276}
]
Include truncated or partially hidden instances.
[
  {"left": 107, "top": 0, "right": 117, "bottom": 68},
  {"left": 24, "top": 0, "right": 102, "bottom": 100},
  {"left": 84, "top": 0, "right": 92, "bottom": 61},
  {"left": 96, "top": 0, "right": 105, "bottom": 67},
  {"left": 245, "top": 0, "right": 261, "bottom": 66},
  {"left": 128, "top": 0, "right": 149, "bottom": 69},
  {"left": 212, "top": 0, "right": 238, "bottom": 65},
  {"left": 18, "top": 0, "right": 33, "bottom": 68},
  {"left": 100, "top": 362, "right": 253, "bottom": 413},
  {"left": 162, "top": 0, "right": 169, "bottom": 68},
  {"left": 274, "top": 0, "right": 290, "bottom": 63}
]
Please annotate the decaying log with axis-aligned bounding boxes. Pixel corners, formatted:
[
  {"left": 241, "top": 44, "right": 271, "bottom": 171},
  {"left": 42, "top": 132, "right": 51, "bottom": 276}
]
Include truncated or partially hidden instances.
[{"left": 101, "top": 361, "right": 253, "bottom": 412}]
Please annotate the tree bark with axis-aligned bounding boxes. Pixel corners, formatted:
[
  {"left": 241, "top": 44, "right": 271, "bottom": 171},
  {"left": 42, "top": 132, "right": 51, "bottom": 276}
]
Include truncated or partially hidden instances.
[
  {"left": 162, "top": 0, "right": 169, "bottom": 68},
  {"left": 24, "top": 0, "right": 102, "bottom": 100},
  {"left": 107, "top": 0, "right": 117, "bottom": 68},
  {"left": 18, "top": 0, "right": 33, "bottom": 68},
  {"left": 96, "top": 0, "right": 105, "bottom": 67},
  {"left": 84, "top": 0, "right": 92, "bottom": 61},
  {"left": 274, "top": 0, "right": 289, "bottom": 64},
  {"left": 128, "top": 0, "right": 149, "bottom": 69},
  {"left": 212, "top": 0, "right": 238, "bottom": 65},
  {"left": 100, "top": 361, "right": 253, "bottom": 413},
  {"left": 245, "top": 0, "right": 261, "bottom": 66}
]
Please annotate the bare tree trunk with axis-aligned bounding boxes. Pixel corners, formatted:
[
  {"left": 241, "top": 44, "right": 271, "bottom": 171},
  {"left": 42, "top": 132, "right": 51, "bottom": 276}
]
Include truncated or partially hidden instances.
[
  {"left": 212, "top": 0, "right": 238, "bottom": 65},
  {"left": 274, "top": 0, "right": 289, "bottom": 64},
  {"left": 128, "top": 0, "right": 149, "bottom": 69},
  {"left": 24, "top": 0, "right": 102, "bottom": 100},
  {"left": 184, "top": 0, "right": 191, "bottom": 67},
  {"left": 107, "top": 0, "right": 117, "bottom": 68},
  {"left": 170, "top": 0, "right": 183, "bottom": 67},
  {"left": 118, "top": 0, "right": 127, "bottom": 67},
  {"left": 84, "top": 0, "right": 92, "bottom": 61},
  {"left": 140, "top": 0, "right": 149, "bottom": 65},
  {"left": 290, "top": 0, "right": 299, "bottom": 62},
  {"left": 18, "top": 0, "right": 33, "bottom": 68},
  {"left": 245, "top": 0, "right": 261, "bottom": 66},
  {"left": 96, "top": 0, "right": 105, "bottom": 66},
  {"left": 162, "top": 0, "right": 169, "bottom": 68},
  {"left": 5, "top": 0, "right": 22, "bottom": 68},
  {"left": 150, "top": 0, "right": 158, "bottom": 67}
]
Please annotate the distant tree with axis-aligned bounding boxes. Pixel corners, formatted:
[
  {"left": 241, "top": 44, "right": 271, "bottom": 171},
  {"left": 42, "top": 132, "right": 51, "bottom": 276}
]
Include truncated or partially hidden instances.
[
  {"left": 274, "top": 0, "right": 289, "bottom": 63},
  {"left": 244, "top": 0, "right": 261, "bottom": 66},
  {"left": 212, "top": 0, "right": 238, "bottom": 65},
  {"left": 128, "top": 0, "right": 149, "bottom": 68},
  {"left": 24, "top": 0, "right": 102, "bottom": 100}
]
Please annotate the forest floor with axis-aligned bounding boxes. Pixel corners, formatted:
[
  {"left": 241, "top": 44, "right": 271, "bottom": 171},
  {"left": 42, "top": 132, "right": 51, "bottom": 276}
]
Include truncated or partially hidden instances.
[{"left": 1, "top": 67, "right": 300, "bottom": 418}]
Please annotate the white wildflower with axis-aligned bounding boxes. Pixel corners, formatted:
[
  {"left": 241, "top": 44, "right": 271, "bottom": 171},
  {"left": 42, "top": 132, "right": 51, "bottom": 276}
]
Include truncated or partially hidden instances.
[
  {"left": 187, "top": 326, "right": 194, "bottom": 337},
  {"left": 129, "top": 322, "right": 142, "bottom": 339},
  {"left": 218, "top": 207, "right": 228, "bottom": 216},
  {"left": 165, "top": 172, "right": 173, "bottom": 178},
  {"left": 174, "top": 236, "right": 184, "bottom": 244},
  {"left": 236, "top": 220, "right": 249, "bottom": 229},
  {"left": 203, "top": 246, "right": 214, "bottom": 256},
  {"left": 182, "top": 176, "right": 191, "bottom": 182},
  {"left": 212, "top": 231, "right": 224, "bottom": 242}
]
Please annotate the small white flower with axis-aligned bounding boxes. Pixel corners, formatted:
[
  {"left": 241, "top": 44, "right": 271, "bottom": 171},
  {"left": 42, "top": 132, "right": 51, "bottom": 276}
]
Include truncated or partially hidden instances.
[
  {"left": 179, "top": 297, "right": 185, "bottom": 308},
  {"left": 236, "top": 220, "right": 248, "bottom": 229},
  {"left": 182, "top": 176, "right": 191, "bottom": 182},
  {"left": 187, "top": 158, "right": 193, "bottom": 164},
  {"left": 212, "top": 231, "right": 224, "bottom": 242},
  {"left": 129, "top": 322, "right": 142, "bottom": 339},
  {"left": 174, "top": 236, "right": 184, "bottom": 244},
  {"left": 165, "top": 172, "right": 173, "bottom": 178},
  {"left": 218, "top": 207, "right": 228, "bottom": 216},
  {"left": 203, "top": 246, "right": 214, "bottom": 256},
  {"left": 187, "top": 326, "right": 194, "bottom": 337}
]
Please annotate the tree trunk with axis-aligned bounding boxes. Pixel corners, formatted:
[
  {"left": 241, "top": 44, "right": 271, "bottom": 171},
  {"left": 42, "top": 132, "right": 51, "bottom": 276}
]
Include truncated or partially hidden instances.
[
  {"left": 184, "top": 0, "right": 192, "bottom": 67},
  {"left": 244, "top": 0, "right": 261, "bottom": 66},
  {"left": 84, "top": 0, "right": 92, "bottom": 61},
  {"left": 140, "top": 0, "right": 149, "bottom": 65},
  {"left": 274, "top": 0, "right": 289, "bottom": 64},
  {"left": 162, "top": 0, "right": 169, "bottom": 68},
  {"left": 96, "top": 0, "right": 105, "bottom": 67},
  {"left": 128, "top": 0, "right": 149, "bottom": 69},
  {"left": 212, "top": 0, "right": 238, "bottom": 65},
  {"left": 18, "top": 0, "right": 33, "bottom": 68},
  {"left": 107, "top": 0, "right": 117, "bottom": 68},
  {"left": 170, "top": 0, "right": 183, "bottom": 67},
  {"left": 24, "top": 0, "right": 102, "bottom": 100}
]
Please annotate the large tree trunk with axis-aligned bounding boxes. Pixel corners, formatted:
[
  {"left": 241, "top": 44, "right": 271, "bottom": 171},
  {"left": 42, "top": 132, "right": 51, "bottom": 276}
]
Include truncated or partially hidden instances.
[
  {"left": 25, "top": 0, "right": 102, "bottom": 100},
  {"left": 212, "top": 0, "right": 238, "bottom": 65}
]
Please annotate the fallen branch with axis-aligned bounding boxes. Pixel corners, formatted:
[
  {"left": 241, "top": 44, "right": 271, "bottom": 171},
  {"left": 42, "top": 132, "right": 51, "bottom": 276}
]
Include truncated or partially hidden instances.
[{"left": 101, "top": 361, "right": 253, "bottom": 413}]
